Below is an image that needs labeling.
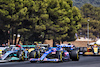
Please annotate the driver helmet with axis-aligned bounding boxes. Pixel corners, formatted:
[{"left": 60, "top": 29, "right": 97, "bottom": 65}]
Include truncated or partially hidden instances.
[
  {"left": 94, "top": 43, "right": 97, "bottom": 45},
  {"left": 16, "top": 44, "right": 21, "bottom": 48},
  {"left": 34, "top": 42, "right": 38, "bottom": 45},
  {"left": 68, "top": 42, "right": 71, "bottom": 45}
]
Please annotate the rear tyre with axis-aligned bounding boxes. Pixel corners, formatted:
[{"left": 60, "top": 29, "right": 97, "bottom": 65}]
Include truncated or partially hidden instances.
[
  {"left": 29, "top": 51, "right": 36, "bottom": 58},
  {"left": 29, "top": 50, "right": 40, "bottom": 57},
  {"left": 36, "top": 50, "right": 40, "bottom": 58},
  {"left": 29, "top": 51, "right": 37, "bottom": 63},
  {"left": 70, "top": 49, "right": 79, "bottom": 61},
  {"left": 17, "top": 50, "right": 25, "bottom": 61},
  {"left": 83, "top": 47, "right": 87, "bottom": 55},
  {"left": 79, "top": 47, "right": 83, "bottom": 52}
]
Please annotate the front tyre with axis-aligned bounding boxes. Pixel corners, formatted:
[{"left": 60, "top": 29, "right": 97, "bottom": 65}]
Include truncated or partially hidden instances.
[
  {"left": 29, "top": 51, "right": 36, "bottom": 58},
  {"left": 56, "top": 51, "right": 63, "bottom": 62},
  {"left": 70, "top": 49, "right": 79, "bottom": 61},
  {"left": 17, "top": 50, "right": 25, "bottom": 61},
  {"left": 83, "top": 47, "right": 87, "bottom": 55}
]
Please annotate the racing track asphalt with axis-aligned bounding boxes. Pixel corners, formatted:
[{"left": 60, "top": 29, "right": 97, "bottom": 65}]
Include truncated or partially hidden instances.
[{"left": 0, "top": 55, "right": 100, "bottom": 67}]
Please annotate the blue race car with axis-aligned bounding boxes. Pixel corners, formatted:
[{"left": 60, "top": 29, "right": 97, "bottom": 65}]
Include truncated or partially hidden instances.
[
  {"left": 0, "top": 45, "right": 29, "bottom": 62},
  {"left": 29, "top": 45, "right": 79, "bottom": 63}
]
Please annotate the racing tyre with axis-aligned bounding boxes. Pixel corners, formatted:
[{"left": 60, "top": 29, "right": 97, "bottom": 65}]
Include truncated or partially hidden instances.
[
  {"left": 17, "top": 50, "right": 25, "bottom": 61},
  {"left": 79, "top": 47, "right": 83, "bottom": 52},
  {"left": 56, "top": 51, "right": 63, "bottom": 62},
  {"left": 29, "top": 51, "right": 39, "bottom": 63},
  {"left": 29, "top": 50, "right": 40, "bottom": 58},
  {"left": 70, "top": 49, "right": 79, "bottom": 61},
  {"left": 83, "top": 47, "right": 87, "bottom": 55},
  {"left": 29, "top": 51, "right": 36, "bottom": 58},
  {"left": 36, "top": 50, "right": 40, "bottom": 58}
]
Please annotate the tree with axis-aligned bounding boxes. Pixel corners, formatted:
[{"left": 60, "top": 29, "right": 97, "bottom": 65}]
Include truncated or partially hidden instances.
[
  {"left": 0, "top": 0, "right": 30, "bottom": 44},
  {"left": 0, "top": 0, "right": 82, "bottom": 45},
  {"left": 81, "top": 4, "right": 100, "bottom": 21},
  {"left": 79, "top": 4, "right": 100, "bottom": 40},
  {"left": 72, "top": 0, "right": 100, "bottom": 8}
]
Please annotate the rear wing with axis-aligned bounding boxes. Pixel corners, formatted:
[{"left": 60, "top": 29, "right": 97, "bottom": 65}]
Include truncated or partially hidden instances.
[
  {"left": 21, "top": 45, "right": 35, "bottom": 48},
  {"left": 38, "top": 44, "right": 49, "bottom": 48},
  {"left": 21, "top": 44, "right": 49, "bottom": 49},
  {"left": 88, "top": 45, "right": 100, "bottom": 46},
  {"left": 57, "top": 44, "right": 74, "bottom": 48}
]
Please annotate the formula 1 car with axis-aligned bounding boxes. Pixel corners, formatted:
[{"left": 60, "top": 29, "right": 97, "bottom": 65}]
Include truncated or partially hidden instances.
[
  {"left": 0, "top": 45, "right": 29, "bottom": 62},
  {"left": 29, "top": 45, "right": 79, "bottom": 63},
  {"left": 79, "top": 43, "right": 100, "bottom": 56}
]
